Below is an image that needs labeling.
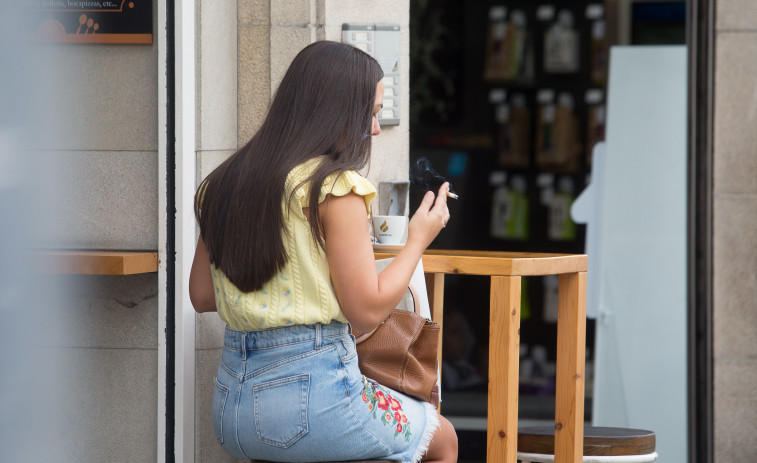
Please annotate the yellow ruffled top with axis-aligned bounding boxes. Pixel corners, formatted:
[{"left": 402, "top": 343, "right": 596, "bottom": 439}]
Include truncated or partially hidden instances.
[{"left": 211, "top": 157, "right": 376, "bottom": 330}]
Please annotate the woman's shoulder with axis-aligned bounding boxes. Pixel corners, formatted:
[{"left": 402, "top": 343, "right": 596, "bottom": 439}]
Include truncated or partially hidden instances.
[
  {"left": 287, "top": 158, "right": 376, "bottom": 201},
  {"left": 323, "top": 169, "right": 376, "bottom": 200},
  {"left": 285, "top": 159, "right": 375, "bottom": 217}
]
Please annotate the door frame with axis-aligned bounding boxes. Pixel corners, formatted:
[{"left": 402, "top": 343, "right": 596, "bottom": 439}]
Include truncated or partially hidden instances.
[{"left": 687, "top": 0, "right": 714, "bottom": 462}]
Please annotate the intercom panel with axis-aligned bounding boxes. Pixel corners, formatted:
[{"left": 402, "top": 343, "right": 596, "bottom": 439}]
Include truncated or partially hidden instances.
[{"left": 342, "top": 23, "right": 401, "bottom": 126}]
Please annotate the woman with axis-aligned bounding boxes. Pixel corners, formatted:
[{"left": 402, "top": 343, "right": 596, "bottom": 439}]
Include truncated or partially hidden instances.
[{"left": 189, "top": 41, "right": 457, "bottom": 463}]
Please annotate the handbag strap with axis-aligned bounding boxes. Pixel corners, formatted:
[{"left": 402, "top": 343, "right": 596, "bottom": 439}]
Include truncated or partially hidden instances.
[
  {"left": 354, "top": 284, "right": 424, "bottom": 344},
  {"left": 353, "top": 327, "right": 375, "bottom": 344},
  {"left": 406, "top": 284, "right": 421, "bottom": 315}
]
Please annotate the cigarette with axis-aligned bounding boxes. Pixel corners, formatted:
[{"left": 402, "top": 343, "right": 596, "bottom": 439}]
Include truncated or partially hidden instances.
[{"left": 446, "top": 191, "right": 459, "bottom": 200}]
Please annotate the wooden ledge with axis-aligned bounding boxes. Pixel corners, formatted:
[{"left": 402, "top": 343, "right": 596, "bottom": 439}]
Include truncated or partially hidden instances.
[
  {"left": 33, "top": 250, "right": 159, "bottom": 275},
  {"left": 375, "top": 249, "right": 587, "bottom": 277}
]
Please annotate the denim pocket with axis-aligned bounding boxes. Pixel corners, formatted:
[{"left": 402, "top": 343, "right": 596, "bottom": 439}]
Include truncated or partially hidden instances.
[
  {"left": 212, "top": 378, "right": 229, "bottom": 445},
  {"left": 253, "top": 374, "right": 310, "bottom": 448}
]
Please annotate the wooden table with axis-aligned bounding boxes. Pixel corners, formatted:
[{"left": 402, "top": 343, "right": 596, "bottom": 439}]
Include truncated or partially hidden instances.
[{"left": 375, "top": 249, "right": 587, "bottom": 463}]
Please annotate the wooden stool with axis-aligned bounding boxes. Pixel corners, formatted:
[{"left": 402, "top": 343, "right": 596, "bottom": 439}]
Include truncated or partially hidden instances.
[{"left": 517, "top": 426, "right": 657, "bottom": 463}]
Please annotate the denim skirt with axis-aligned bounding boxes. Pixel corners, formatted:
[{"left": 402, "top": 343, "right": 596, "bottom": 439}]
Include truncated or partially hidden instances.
[{"left": 212, "top": 322, "right": 440, "bottom": 463}]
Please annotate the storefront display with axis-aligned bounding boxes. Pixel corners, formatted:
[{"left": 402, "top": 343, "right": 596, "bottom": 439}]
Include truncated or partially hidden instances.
[{"left": 410, "top": 0, "right": 609, "bottom": 445}]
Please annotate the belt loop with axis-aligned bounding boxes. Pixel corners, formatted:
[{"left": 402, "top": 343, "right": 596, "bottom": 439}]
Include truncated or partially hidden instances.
[
  {"left": 315, "top": 323, "right": 322, "bottom": 349},
  {"left": 241, "top": 332, "right": 247, "bottom": 361}
]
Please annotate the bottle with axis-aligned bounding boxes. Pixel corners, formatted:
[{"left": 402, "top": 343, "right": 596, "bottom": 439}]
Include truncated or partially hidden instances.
[
  {"left": 508, "top": 9, "right": 528, "bottom": 80},
  {"left": 554, "top": 92, "right": 578, "bottom": 170},
  {"left": 506, "top": 175, "right": 529, "bottom": 240},
  {"left": 537, "top": 102, "right": 556, "bottom": 164},
  {"left": 542, "top": 275, "right": 559, "bottom": 323},
  {"left": 590, "top": 20, "right": 608, "bottom": 86},
  {"left": 489, "top": 172, "right": 508, "bottom": 239},
  {"left": 548, "top": 176, "right": 576, "bottom": 241},
  {"left": 497, "top": 93, "right": 531, "bottom": 168},
  {"left": 484, "top": 6, "right": 509, "bottom": 81},
  {"left": 489, "top": 173, "right": 529, "bottom": 240},
  {"left": 544, "top": 10, "right": 579, "bottom": 73}
]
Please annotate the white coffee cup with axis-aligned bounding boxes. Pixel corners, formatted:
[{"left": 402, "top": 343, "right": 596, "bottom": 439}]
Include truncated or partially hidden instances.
[{"left": 372, "top": 215, "right": 408, "bottom": 245}]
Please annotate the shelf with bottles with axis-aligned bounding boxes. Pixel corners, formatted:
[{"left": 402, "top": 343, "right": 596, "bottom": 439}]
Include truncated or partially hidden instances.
[
  {"left": 480, "top": 1, "right": 609, "bottom": 178},
  {"left": 482, "top": 2, "right": 609, "bottom": 89},
  {"left": 410, "top": 1, "right": 609, "bottom": 160},
  {"left": 488, "top": 86, "right": 606, "bottom": 172},
  {"left": 487, "top": 169, "right": 587, "bottom": 253},
  {"left": 410, "top": 1, "right": 609, "bottom": 255}
]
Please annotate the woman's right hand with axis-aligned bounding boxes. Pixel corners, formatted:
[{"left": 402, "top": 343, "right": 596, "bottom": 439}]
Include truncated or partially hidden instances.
[{"left": 406, "top": 182, "right": 451, "bottom": 250}]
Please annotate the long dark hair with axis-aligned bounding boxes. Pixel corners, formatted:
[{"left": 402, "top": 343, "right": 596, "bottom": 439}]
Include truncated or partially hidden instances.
[{"left": 195, "top": 41, "right": 384, "bottom": 292}]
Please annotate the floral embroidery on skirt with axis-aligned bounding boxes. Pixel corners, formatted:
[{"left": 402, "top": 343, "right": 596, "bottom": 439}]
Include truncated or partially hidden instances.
[{"left": 361, "top": 377, "right": 412, "bottom": 441}]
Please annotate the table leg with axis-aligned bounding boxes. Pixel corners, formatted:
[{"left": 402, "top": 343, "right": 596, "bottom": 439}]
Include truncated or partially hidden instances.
[
  {"left": 426, "top": 272, "right": 445, "bottom": 412},
  {"left": 426, "top": 272, "right": 446, "bottom": 372},
  {"left": 487, "top": 275, "right": 521, "bottom": 463},
  {"left": 555, "top": 272, "right": 587, "bottom": 463}
]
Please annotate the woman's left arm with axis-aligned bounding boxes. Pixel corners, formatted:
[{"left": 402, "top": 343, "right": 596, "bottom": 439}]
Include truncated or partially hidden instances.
[{"left": 189, "top": 237, "right": 218, "bottom": 313}]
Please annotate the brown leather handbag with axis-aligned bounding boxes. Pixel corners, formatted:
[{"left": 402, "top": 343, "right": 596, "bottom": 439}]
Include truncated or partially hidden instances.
[{"left": 353, "top": 283, "right": 440, "bottom": 406}]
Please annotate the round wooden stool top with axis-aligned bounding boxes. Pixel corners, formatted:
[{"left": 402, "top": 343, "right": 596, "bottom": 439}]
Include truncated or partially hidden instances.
[{"left": 518, "top": 426, "right": 656, "bottom": 456}]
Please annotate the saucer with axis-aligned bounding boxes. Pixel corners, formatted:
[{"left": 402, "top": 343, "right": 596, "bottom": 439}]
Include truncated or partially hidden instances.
[{"left": 372, "top": 243, "right": 405, "bottom": 252}]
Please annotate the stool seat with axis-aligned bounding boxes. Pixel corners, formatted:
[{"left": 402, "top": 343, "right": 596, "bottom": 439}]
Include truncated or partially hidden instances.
[{"left": 518, "top": 426, "right": 656, "bottom": 457}]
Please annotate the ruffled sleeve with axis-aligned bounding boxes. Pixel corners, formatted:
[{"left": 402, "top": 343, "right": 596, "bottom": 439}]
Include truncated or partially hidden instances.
[
  {"left": 320, "top": 170, "right": 376, "bottom": 218},
  {"left": 287, "top": 159, "right": 376, "bottom": 218}
]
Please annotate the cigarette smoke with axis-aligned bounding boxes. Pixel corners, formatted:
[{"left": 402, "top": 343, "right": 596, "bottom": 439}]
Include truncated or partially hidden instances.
[{"left": 410, "top": 157, "right": 457, "bottom": 195}]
